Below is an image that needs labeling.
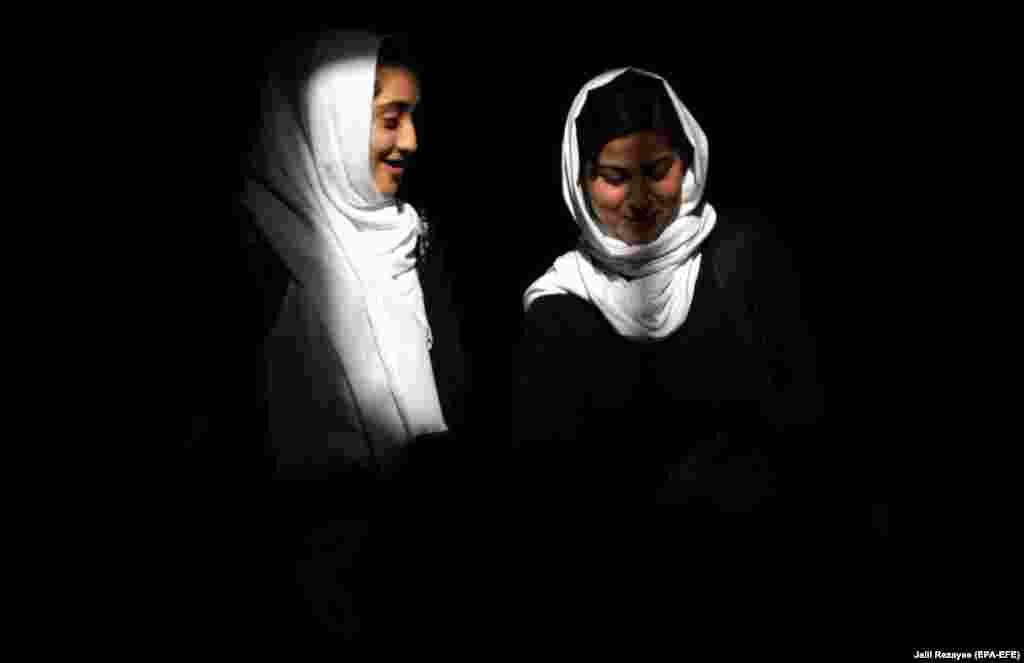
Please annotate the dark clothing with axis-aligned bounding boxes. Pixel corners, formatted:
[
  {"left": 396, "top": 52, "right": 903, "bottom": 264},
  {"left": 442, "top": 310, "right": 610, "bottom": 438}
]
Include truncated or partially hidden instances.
[
  {"left": 187, "top": 209, "right": 826, "bottom": 642},
  {"left": 248, "top": 202, "right": 472, "bottom": 434},
  {"left": 180, "top": 204, "right": 478, "bottom": 641},
  {"left": 213, "top": 201, "right": 473, "bottom": 484},
  {"left": 508, "top": 217, "right": 823, "bottom": 511}
]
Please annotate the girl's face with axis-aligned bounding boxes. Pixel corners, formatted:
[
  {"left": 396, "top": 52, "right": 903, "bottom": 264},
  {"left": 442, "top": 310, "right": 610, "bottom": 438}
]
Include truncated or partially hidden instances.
[
  {"left": 370, "top": 66, "right": 419, "bottom": 196},
  {"left": 583, "top": 130, "right": 685, "bottom": 245}
]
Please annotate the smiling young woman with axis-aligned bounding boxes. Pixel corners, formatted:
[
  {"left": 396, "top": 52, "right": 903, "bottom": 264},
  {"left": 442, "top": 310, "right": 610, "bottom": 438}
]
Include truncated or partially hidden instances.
[
  {"left": 576, "top": 72, "right": 695, "bottom": 247},
  {"left": 370, "top": 41, "right": 420, "bottom": 196},
  {"left": 512, "top": 68, "right": 823, "bottom": 519},
  {"left": 226, "top": 30, "right": 469, "bottom": 483},
  {"left": 583, "top": 129, "right": 685, "bottom": 246}
]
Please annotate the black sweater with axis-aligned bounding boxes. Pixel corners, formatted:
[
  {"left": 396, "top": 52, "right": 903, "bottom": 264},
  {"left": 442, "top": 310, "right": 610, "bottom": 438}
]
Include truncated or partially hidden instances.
[{"left": 505, "top": 217, "right": 823, "bottom": 509}]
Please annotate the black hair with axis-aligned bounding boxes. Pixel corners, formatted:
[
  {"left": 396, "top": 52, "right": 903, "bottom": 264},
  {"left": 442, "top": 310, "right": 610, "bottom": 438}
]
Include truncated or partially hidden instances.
[
  {"left": 575, "top": 70, "right": 693, "bottom": 170},
  {"left": 374, "top": 33, "right": 422, "bottom": 97},
  {"left": 256, "top": 29, "right": 421, "bottom": 95}
]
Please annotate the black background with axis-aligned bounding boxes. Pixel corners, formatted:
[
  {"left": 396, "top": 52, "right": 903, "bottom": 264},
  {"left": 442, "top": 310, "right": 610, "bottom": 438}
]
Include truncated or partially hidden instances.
[{"left": 161, "top": 17, "right": 1021, "bottom": 647}]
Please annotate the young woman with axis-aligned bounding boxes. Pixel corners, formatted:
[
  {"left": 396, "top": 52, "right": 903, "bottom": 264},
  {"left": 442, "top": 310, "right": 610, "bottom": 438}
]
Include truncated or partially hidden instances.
[
  {"left": 514, "top": 68, "right": 823, "bottom": 513},
  {"left": 238, "top": 30, "right": 469, "bottom": 483}
]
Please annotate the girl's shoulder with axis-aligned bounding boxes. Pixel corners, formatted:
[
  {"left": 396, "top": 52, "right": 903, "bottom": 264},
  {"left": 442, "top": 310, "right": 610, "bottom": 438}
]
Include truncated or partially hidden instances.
[
  {"left": 524, "top": 293, "right": 611, "bottom": 343},
  {"left": 702, "top": 209, "right": 795, "bottom": 289}
]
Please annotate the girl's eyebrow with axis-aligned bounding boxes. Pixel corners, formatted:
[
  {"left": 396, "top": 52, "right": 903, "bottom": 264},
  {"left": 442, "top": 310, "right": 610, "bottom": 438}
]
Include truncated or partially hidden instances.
[
  {"left": 597, "top": 154, "right": 674, "bottom": 170},
  {"left": 376, "top": 101, "right": 416, "bottom": 114}
]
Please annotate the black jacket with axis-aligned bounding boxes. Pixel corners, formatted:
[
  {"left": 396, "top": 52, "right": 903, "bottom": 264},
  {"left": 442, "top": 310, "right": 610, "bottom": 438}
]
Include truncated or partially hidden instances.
[
  {"left": 184, "top": 201, "right": 472, "bottom": 486},
  {"left": 506, "top": 216, "right": 824, "bottom": 510}
]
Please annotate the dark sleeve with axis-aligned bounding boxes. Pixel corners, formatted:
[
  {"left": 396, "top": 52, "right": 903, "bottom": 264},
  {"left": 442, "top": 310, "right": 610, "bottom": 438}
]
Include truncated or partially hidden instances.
[
  {"left": 403, "top": 293, "right": 589, "bottom": 499},
  {"left": 746, "top": 225, "right": 834, "bottom": 520},
  {"left": 751, "top": 226, "right": 824, "bottom": 434},
  {"left": 417, "top": 239, "right": 471, "bottom": 435},
  {"left": 408, "top": 294, "right": 591, "bottom": 502},
  {"left": 184, "top": 203, "right": 290, "bottom": 482},
  {"left": 238, "top": 202, "right": 292, "bottom": 342},
  {"left": 515, "top": 296, "right": 596, "bottom": 446},
  {"left": 396, "top": 238, "right": 475, "bottom": 495},
  {"left": 490, "top": 294, "right": 634, "bottom": 505}
]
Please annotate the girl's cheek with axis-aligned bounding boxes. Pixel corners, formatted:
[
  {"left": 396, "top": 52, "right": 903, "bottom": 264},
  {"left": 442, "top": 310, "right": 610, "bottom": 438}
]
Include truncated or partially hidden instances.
[
  {"left": 653, "top": 175, "right": 684, "bottom": 205},
  {"left": 654, "top": 185, "right": 681, "bottom": 207},
  {"left": 591, "top": 182, "right": 625, "bottom": 209}
]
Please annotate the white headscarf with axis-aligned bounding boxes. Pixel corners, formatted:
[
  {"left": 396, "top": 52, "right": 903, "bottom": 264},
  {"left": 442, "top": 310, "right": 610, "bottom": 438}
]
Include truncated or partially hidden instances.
[
  {"left": 524, "top": 67, "right": 718, "bottom": 341},
  {"left": 241, "top": 30, "right": 446, "bottom": 470}
]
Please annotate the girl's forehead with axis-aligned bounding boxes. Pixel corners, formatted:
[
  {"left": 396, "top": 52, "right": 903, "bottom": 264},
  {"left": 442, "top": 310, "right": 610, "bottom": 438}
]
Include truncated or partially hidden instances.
[
  {"left": 599, "top": 131, "right": 675, "bottom": 161},
  {"left": 375, "top": 66, "right": 420, "bottom": 104}
]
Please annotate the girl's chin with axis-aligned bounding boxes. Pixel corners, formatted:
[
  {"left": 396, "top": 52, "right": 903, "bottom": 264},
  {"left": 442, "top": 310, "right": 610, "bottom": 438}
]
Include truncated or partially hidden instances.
[
  {"left": 620, "top": 226, "right": 663, "bottom": 245},
  {"left": 374, "top": 179, "right": 400, "bottom": 197}
]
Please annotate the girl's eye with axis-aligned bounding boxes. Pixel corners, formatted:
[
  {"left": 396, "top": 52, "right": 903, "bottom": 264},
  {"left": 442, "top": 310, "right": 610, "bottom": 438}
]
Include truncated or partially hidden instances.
[
  {"left": 601, "top": 172, "right": 625, "bottom": 186},
  {"left": 382, "top": 117, "right": 400, "bottom": 130},
  {"left": 647, "top": 159, "right": 674, "bottom": 181}
]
